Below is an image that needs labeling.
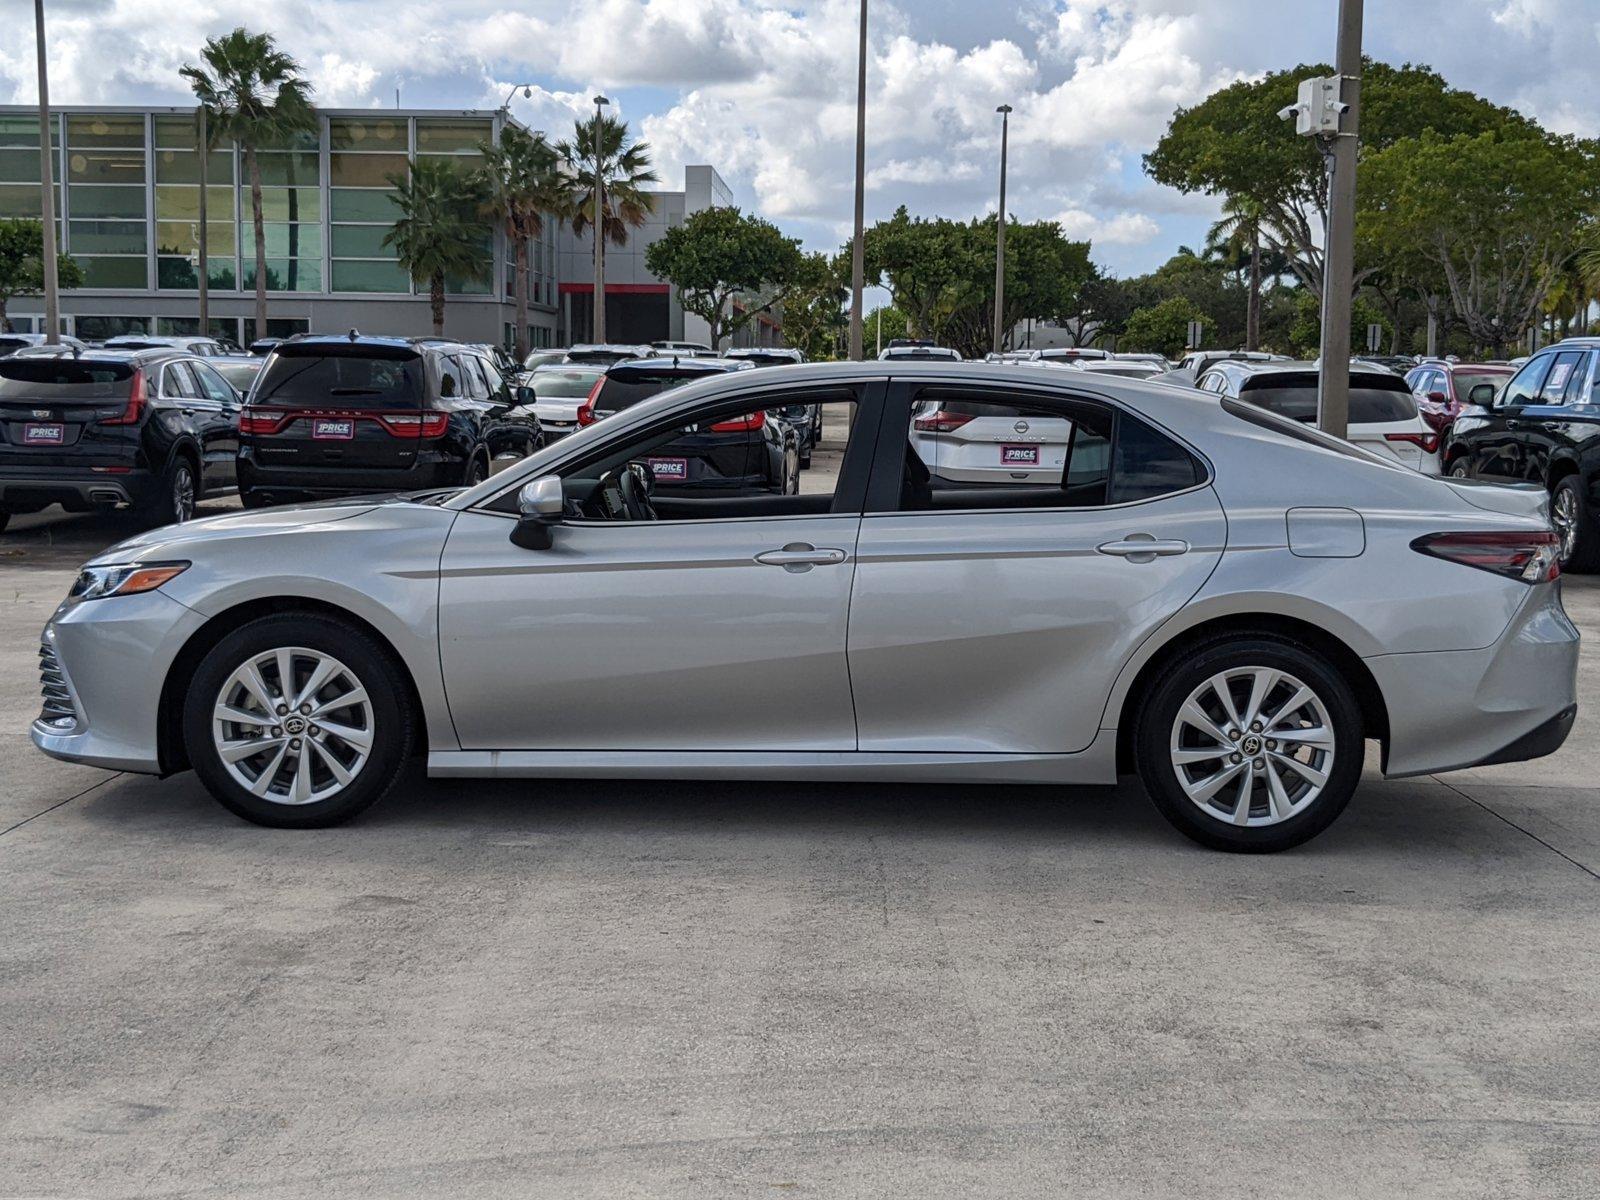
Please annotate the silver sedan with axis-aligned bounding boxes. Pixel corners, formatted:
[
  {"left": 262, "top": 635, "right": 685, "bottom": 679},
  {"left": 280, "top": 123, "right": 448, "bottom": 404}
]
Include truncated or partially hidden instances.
[{"left": 32, "top": 362, "right": 1578, "bottom": 852}]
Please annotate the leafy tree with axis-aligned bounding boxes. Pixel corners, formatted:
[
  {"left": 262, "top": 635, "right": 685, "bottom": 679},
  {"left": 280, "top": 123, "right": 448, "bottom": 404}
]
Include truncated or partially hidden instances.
[
  {"left": 478, "top": 125, "right": 567, "bottom": 359},
  {"left": 0, "top": 219, "right": 82, "bottom": 331},
  {"left": 780, "top": 252, "right": 850, "bottom": 360},
  {"left": 181, "top": 28, "right": 316, "bottom": 342},
  {"left": 1122, "top": 296, "right": 1207, "bottom": 358},
  {"left": 1146, "top": 60, "right": 1535, "bottom": 294},
  {"left": 384, "top": 158, "right": 492, "bottom": 335},
  {"left": 558, "top": 115, "right": 657, "bottom": 339},
  {"left": 1288, "top": 289, "right": 1391, "bottom": 357},
  {"left": 644, "top": 206, "right": 804, "bottom": 351},
  {"left": 864, "top": 303, "right": 908, "bottom": 352},
  {"left": 1360, "top": 129, "right": 1598, "bottom": 352},
  {"left": 861, "top": 206, "right": 974, "bottom": 339},
  {"left": 1205, "top": 195, "right": 1273, "bottom": 349}
]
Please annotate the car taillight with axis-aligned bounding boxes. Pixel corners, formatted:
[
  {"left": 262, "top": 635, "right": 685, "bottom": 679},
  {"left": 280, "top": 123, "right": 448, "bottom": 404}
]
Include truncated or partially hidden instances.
[
  {"left": 1385, "top": 431, "right": 1441, "bottom": 455},
  {"left": 100, "top": 368, "right": 146, "bottom": 425},
  {"left": 576, "top": 377, "right": 603, "bottom": 427},
  {"left": 377, "top": 412, "right": 449, "bottom": 438},
  {"left": 708, "top": 409, "right": 765, "bottom": 433},
  {"left": 239, "top": 407, "right": 290, "bottom": 435},
  {"left": 1412, "top": 531, "right": 1561, "bottom": 584},
  {"left": 914, "top": 409, "right": 975, "bottom": 433}
]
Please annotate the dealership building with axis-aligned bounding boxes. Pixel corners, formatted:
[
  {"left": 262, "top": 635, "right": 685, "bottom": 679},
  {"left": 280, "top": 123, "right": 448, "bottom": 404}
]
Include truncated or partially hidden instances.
[{"left": 0, "top": 105, "right": 772, "bottom": 349}]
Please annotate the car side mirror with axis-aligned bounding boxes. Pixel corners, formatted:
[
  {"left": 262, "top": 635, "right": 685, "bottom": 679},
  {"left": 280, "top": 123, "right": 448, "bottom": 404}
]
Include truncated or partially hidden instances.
[
  {"left": 515, "top": 384, "right": 535, "bottom": 405},
  {"left": 509, "top": 475, "right": 564, "bottom": 550},
  {"left": 1467, "top": 383, "right": 1497, "bottom": 407}
]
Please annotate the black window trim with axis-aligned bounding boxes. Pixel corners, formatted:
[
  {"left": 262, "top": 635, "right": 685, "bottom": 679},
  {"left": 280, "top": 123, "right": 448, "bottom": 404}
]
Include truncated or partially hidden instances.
[{"left": 864, "top": 377, "right": 1214, "bottom": 517}]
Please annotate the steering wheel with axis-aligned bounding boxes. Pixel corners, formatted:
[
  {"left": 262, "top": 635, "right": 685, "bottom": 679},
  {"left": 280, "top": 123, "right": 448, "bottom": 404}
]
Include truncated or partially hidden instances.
[{"left": 619, "top": 463, "right": 658, "bottom": 521}]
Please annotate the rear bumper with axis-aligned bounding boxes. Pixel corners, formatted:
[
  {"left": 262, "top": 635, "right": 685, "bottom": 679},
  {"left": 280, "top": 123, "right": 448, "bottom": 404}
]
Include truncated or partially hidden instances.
[
  {"left": 0, "top": 466, "right": 158, "bottom": 511},
  {"left": 238, "top": 456, "right": 460, "bottom": 500},
  {"left": 1371, "top": 580, "right": 1579, "bottom": 777}
]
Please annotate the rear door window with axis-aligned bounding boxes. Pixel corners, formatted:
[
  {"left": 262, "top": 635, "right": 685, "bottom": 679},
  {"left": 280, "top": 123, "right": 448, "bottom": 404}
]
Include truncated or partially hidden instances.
[
  {"left": 1501, "top": 356, "right": 1551, "bottom": 407},
  {"left": 1538, "top": 352, "right": 1583, "bottom": 402},
  {"left": 191, "top": 361, "right": 237, "bottom": 404},
  {"left": 163, "top": 362, "right": 202, "bottom": 399},
  {"left": 1562, "top": 354, "right": 1592, "bottom": 405},
  {"left": 253, "top": 349, "right": 424, "bottom": 410}
]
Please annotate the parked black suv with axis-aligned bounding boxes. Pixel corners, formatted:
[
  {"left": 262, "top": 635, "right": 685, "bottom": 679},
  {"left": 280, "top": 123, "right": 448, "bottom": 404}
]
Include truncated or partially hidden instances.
[
  {"left": 1444, "top": 337, "right": 1600, "bottom": 570},
  {"left": 236, "top": 334, "right": 541, "bottom": 506},
  {"left": 579, "top": 357, "right": 800, "bottom": 494},
  {"left": 0, "top": 348, "right": 242, "bottom": 530}
]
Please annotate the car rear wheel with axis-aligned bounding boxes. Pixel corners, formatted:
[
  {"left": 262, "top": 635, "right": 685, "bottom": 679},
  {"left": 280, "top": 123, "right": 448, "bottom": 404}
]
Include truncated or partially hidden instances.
[
  {"left": 140, "top": 455, "right": 197, "bottom": 525},
  {"left": 1551, "top": 475, "right": 1599, "bottom": 572},
  {"left": 1135, "top": 636, "right": 1362, "bottom": 852},
  {"left": 183, "top": 614, "right": 415, "bottom": 828},
  {"left": 463, "top": 453, "right": 489, "bottom": 487},
  {"left": 1448, "top": 459, "right": 1471, "bottom": 480}
]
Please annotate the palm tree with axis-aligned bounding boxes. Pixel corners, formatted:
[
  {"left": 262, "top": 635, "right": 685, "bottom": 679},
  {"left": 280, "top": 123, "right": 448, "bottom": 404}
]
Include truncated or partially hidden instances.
[
  {"left": 181, "top": 28, "right": 315, "bottom": 342},
  {"left": 1206, "top": 196, "right": 1269, "bottom": 351},
  {"left": 384, "top": 158, "right": 492, "bottom": 336},
  {"left": 478, "top": 125, "right": 567, "bottom": 361},
  {"left": 558, "top": 115, "right": 658, "bottom": 340}
]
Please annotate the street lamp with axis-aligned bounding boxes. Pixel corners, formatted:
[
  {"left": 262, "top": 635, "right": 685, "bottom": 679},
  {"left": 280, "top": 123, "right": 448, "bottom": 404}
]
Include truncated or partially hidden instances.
[
  {"left": 992, "top": 104, "right": 1012, "bottom": 356},
  {"left": 847, "top": 0, "right": 868, "bottom": 361},
  {"left": 33, "top": 0, "right": 58, "bottom": 343},
  {"left": 500, "top": 83, "right": 536, "bottom": 111},
  {"left": 591, "top": 94, "right": 609, "bottom": 344}
]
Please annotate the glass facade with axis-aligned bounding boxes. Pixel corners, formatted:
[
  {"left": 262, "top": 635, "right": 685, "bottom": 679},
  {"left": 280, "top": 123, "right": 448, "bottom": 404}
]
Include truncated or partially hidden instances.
[{"left": 0, "top": 109, "right": 509, "bottom": 303}]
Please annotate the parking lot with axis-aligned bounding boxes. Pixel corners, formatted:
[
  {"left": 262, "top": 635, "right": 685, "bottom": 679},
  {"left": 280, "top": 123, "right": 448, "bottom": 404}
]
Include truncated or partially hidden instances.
[{"left": 0, "top": 496, "right": 1595, "bottom": 1198}]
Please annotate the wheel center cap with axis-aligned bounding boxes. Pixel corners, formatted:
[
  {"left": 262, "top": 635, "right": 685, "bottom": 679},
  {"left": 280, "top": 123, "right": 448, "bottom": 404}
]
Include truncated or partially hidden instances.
[
  {"left": 283, "top": 716, "right": 307, "bottom": 736},
  {"left": 1241, "top": 734, "right": 1262, "bottom": 755}
]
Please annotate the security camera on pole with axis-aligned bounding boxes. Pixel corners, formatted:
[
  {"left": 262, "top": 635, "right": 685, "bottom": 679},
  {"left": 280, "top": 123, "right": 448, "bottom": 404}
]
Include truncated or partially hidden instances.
[{"left": 1281, "top": 0, "right": 1362, "bottom": 439}]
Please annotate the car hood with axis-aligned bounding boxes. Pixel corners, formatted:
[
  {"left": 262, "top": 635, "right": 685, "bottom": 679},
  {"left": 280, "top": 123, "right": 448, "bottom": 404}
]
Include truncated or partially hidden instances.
[{"left": 88, "top": 496, "right": 396, "bottom": 565}]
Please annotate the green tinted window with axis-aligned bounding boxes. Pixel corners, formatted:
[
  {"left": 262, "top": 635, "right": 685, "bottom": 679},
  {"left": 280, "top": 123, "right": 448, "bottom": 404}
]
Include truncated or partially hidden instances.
[
  {"left": 0, "top": 116, "right": 59, "bottom": 148},
  {"left": 328, "top": 118, "right": 407, "bottom": 151},
  {"left": 255, "top": 152, "right": 320, "bottom": 186},
  {"left": 154, "top": 184, "right": 235, "bottom": 222},
  {"left": 157, "top": 257, "right": 237, "bottom": 290},
  {"left": 0, "top": 185, "right": 56, "bottom": 218},
  {"left": 0, "top": 148, "right": 41, "bottom": 183},
  {"left": 67, "top": 185, "right": 145, "bottom": 218},
  {"left": 330, "top": 225, "right": 392, "bottom": 257},
  {"left": 67, "top": 149, "right": 146, "bottom": 185},
  {"left": 329, "top": 153, "right": 407, "bottom": 188},
  {"left": 414, "top": 119, "right": 490, "bottom": 153},
  {"left": 153, "top": 149, "right": 233, "bottom": 184},
  {"left": 66, "top": 114, "right": 145, "bottom": 147},
  {"left": 331, "top": 259, "right": 410, "bottom": 293},
  {"left": 152, "top": 116, "right": 200, "bottom": 150},
  {"left": 241, "top": 223, "right": 323, "bottom": 258},
  {"left": 241, "top": 257, "right": 323, "bottom": 292},
  {"left": 75, "top": 256, "right": 147, "bottom": 288},
  {"left": 256, "top": 187, "right": 320, "bottom": 222},
  {"left": 155, "top": 221, "right": 236, "bottom": 256},
  {"left": 68, "top": 220, "right": 146, "bottom": 254},
  {"left": 329, "top": 189, "right": 400, "bottom": 222}
]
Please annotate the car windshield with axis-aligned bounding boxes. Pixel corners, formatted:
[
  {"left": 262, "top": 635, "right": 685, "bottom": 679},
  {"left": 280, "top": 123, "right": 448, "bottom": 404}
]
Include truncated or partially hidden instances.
[
  {"left": 533, "top": 368, "right": 603, "bottom": 398},
  {"left": 1240, "top": 373, "right": 1417, "bottom": 424},
  {"left": 0, "top": 358, "right": 134, "bottom": 398},
  {"left": 253, "top": 348, "right": 423, "bottom": 409}
]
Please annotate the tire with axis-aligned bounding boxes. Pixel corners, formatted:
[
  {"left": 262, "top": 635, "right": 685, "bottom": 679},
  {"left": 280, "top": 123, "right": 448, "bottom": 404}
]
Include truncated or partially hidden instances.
[
  {"left": 463, "top": 453, "right": 489, "bottom": 487},
  {"left": 139, "top": 454, "right": 197, "bottom": 526},
  {"left": 1448, "top": 458, "right": 1471, "bottom": 480},
  {"left": 1134, "top": 635, "right": 1363, "bottom": 853},
  {"left": 182, "top": 613, "right": 416, "bottom": 828},
  {"left": 0, "top": 512, "right": 9, "bottom": 534},
  {"left": 1551, "top": 475, "right": 1600, "bottom": 573}
]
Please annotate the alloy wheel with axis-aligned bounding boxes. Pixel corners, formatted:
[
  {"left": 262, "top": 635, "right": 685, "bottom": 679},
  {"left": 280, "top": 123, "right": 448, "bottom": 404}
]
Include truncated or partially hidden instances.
[
  {"left": 172, "top": 464, "right": 196, "bottom": 522},
  {"left": 212, "top": 647, "right": 375, "bottom": 805},
  {"left": 1553, "top": 486, "right": 1579, "bottom": 562},
  {"left": 1449, "top": 461, "right": 1471, "bottom": 480},
  {"left": 1168, "top": 667, "right": 1335, "bottom": 828}
]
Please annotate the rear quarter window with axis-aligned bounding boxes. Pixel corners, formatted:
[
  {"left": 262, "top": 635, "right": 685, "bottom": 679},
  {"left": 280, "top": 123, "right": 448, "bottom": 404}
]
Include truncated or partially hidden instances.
[{"left": 1111, "top": 414, "right": 1203, "bottom": 503}]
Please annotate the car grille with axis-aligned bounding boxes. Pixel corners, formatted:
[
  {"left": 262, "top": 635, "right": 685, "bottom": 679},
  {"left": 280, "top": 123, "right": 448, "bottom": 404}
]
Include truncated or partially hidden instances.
[{"left": 38, "top": 639, "right": 79, "bottom": 730}]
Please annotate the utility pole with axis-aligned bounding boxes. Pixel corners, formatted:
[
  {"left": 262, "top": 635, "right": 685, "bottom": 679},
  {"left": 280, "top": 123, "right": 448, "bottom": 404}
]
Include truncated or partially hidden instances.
[
  {"left": 847, "top": 0, "right": 868, "bottom": 361},
  {"left": 591, "top": 94, "right": 609, "bottom": 345},
  {"left": 1315, "top": 0, "right": 1363, "bottom": 438},
  {"left": 992, "top": 104, "right": 1012, "bottom": 355},
  {"left": 33, "top": 0, "right": 59, "bottom": 343},
  {"left": 197, "top": 105, "right": 209, "bottom": 339}
]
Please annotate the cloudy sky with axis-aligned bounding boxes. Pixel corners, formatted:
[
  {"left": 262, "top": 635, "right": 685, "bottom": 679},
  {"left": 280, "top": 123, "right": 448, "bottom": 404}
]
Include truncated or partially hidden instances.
[{"left": 5, "top": 0, "right": 1597, "bottom": 277}]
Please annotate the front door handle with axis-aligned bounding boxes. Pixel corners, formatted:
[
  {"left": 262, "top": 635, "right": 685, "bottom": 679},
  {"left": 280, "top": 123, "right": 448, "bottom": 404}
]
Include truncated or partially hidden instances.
[
  {"left": 755, "top": 543, "right": 848, "bottom": 571},
  {"left": 1097, "top": 536, "right": 1190, "bottom": 563}
]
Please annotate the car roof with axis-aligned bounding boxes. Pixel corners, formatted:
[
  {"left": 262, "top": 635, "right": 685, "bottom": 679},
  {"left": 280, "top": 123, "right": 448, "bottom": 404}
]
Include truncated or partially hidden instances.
[{"left": 606, "top": 356, "right": 754, "bottom": 376}]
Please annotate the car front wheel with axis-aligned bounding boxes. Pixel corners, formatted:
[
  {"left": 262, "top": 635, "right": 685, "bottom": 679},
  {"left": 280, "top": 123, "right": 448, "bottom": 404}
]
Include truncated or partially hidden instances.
[
  {"left": 182, "top": 614, "right": 415, "bottom": 828},
  {"left": 1135, "top": 635, "right": 1363, "bottom": 852}
]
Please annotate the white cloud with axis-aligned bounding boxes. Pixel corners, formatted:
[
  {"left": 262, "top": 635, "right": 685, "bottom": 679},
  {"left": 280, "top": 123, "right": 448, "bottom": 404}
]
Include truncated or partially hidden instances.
[{"left": 1056, "top": 209, "right": 1162, "bottom": 245}]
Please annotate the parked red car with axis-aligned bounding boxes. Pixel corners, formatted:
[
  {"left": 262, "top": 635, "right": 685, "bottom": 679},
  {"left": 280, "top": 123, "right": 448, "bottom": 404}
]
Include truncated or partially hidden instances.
[{"left": 1404, "top": 360, "right": 1514, "bottom": 433}]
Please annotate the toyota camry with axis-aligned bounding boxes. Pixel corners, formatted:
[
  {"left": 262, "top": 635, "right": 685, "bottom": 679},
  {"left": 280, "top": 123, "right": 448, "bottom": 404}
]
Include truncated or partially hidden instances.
[{"left": 32, "top": 362, "right": 1578, "bottom": 852}]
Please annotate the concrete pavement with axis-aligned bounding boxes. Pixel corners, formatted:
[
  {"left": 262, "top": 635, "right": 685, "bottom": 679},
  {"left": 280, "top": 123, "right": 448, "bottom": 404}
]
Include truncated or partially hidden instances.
[{"left": 2, "top": 505, "right": 1597, "bottom": 1199}]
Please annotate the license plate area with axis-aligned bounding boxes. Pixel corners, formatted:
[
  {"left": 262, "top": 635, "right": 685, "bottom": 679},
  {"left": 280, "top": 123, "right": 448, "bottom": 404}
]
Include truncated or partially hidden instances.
[
  {"left": 22, "top": 422, "right": 65, "bottom": 446},
  {"left": 999, "top": 444, "right": 1039, "bottom": 466},
  {"left": 312, "top": 418, "right": 355, "bottom": 440},
  {"left": 645, "top": 457, "right": 689, "bottom": 482}
]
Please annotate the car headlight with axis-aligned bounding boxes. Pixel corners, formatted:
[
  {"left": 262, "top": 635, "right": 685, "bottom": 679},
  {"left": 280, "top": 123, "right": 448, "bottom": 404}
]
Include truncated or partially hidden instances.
[{"left": 68, "top": 561, "right": 190, "bottom": 601}]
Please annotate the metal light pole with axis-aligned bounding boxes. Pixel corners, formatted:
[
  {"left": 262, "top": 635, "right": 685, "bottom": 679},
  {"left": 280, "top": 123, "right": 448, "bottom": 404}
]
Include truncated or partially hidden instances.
[
  {"left": 197, "top": 106, "right": 208, "bottom": 338},
  {"left": 847, "top": 0, "right": 868, "bottom": 361},
  {"left": 992, "top": 104, "right": 1012, "bottom": 355},
  {"left": 591, "top": 94, "right": 609, "bottom": 345},
  {"left": 33, "top": 0, "right": 59, "bottom": 343},
  {"left": 1315, "top": 0, "right": 1363, "bottom": 439}
]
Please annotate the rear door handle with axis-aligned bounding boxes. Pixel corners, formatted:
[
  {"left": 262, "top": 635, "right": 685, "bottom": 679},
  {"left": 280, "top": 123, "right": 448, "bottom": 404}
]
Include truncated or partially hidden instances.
[
  {"left": 755, "top": 543, "right": 848, "bottom": 571},
  {"left": 1097, "top": 537, "right": 1190, "bottom": 562}
]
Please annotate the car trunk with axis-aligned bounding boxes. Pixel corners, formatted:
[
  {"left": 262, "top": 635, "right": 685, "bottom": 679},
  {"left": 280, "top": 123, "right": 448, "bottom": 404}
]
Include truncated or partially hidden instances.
[
  {"left": 0, "top": 358, "right": 140, "bottom": 470},
  {"left": 244, "top": 345, "right": 426, "bottom": 472}
]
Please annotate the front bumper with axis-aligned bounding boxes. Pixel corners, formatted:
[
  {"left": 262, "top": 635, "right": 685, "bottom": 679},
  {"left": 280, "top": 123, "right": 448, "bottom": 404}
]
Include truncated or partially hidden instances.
[
  {"left": 30, "top": 589, "right": 207, "bottom": 775},
  {"left": 1370, "top": 580, "right": 1579, "bottom": 778}
]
